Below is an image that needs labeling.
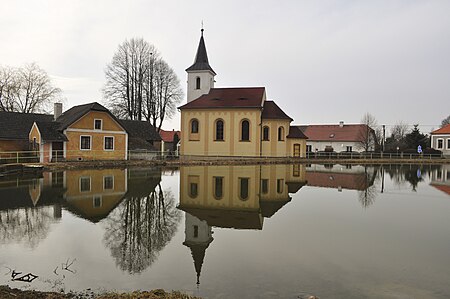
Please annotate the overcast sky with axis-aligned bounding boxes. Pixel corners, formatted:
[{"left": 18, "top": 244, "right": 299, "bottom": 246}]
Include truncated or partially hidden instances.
[{"left": 1, "top": 0, "right": 449, "bottom": 133}]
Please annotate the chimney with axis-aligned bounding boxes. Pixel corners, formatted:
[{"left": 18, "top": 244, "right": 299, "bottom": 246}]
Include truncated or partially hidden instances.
[
  {"left": 339, "top": 121, "right": 344, "bottom": 128},
  {"left": 54, "top": 103, "right": 63, "bottom": 120}
]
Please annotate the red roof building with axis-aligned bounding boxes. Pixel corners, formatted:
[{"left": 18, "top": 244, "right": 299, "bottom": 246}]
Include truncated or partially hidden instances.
[{"left": 430, "top": 124, "right": 450, "bottom": 157}]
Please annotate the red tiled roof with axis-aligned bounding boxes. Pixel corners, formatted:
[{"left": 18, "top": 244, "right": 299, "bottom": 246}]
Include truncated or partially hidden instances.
[
  {"left": 298, "top": 124, "right": 373, "bottom": 142},
  {"left": 178, "top": 87, "right": 265, "bottom": 109},
  {"left": 306, "top": 172, "right": 370, "bottom": 190},
  {"left": 262, "top": 101, "right": 292, "bottom": 121},
  {"left": 160, "top": 130, "right": 180, "bottom": 142},
  {"left": 430, "top": 184, "right": 450, "bottom": 196},
  {"left": 431, "top": 124, "right": 450, "bottom": 135}
]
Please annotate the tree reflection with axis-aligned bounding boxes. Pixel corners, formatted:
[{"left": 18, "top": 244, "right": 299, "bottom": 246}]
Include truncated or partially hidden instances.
[
  {"left": 357, "top": 166, "right": 379, "bottom": 208},
  {"left": 0, "top": 206, "right": 54, "bottom": 249},
  {"left": 383, "top": 165, "right": 439, "bottom": 192},
  {"left": 103, "top": 184, "right": 181, "bottom": 274}
]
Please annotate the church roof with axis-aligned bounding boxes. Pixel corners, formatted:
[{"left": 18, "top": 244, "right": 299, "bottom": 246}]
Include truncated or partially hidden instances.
[
  {"left": 185, "top": 30, "right": 216, "bottom": 75},
  {"left": 262, "top": 101, "right": 293, "bottom": 121},
  {"left": 178, "top": 87, "right": 266, "bottom": 109},
  {"left": 287, "top": 126, "right": 308, "bottom": 139}
]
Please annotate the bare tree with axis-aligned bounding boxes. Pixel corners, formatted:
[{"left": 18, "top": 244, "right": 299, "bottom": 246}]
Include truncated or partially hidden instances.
[
  {"left": 0, "top": 63, "right": 61, "bottom": 113},
  {"left": 441, "top": 115, "right": 450, "bottom": 127},
  {"left": 103, "top": 38, "right": 182, "bottom": 129},
  {"left": 357, "top": 112, "right": 379, "bottom": 151}
]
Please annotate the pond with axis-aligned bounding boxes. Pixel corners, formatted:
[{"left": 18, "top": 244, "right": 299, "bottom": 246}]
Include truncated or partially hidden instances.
[{"left": 0, "top": 164, "right": 449, "bottom": 299}]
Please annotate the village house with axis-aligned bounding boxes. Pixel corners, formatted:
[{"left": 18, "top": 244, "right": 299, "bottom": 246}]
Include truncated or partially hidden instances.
[
  {"left": 297, "top": 122, "right": 376, "bottom": 153},
  {"left": 430, "top": 124, "right": 450, "bottom": 157},
  {"left": 179, "top": 30, "right": 307, "bottom": 158},
  {"left": 159, "top": 129, "right": 181, "bottom": 156}
]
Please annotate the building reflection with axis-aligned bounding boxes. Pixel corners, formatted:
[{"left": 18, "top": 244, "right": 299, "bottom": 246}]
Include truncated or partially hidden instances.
[
  {"left": 178, "top": 164, "right": 307, "bottom": 284},
  {"left": 0, "top": 168, "right": 181, "bottom": 275},
  {"left": 430, "top": 164, "right": 450, "bottom": 196}
]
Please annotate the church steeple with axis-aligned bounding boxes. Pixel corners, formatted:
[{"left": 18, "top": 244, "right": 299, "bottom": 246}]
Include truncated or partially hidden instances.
[
  {"left": 186, "top": 29, "right": 216, "bottom": 102},
  {"left": 186, "top": 29, "right": 216, "bottom": 75}
]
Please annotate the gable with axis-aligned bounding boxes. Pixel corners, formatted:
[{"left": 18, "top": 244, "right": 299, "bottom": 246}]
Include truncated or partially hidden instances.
[{"left": 68, "top": 111, "right": 126, "bottom": 132}]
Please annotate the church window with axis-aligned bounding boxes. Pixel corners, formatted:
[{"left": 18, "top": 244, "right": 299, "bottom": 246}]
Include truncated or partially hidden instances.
[
  {"left": 214, "top": 176, "right": 223, "bottom": 199},
  {"left": 261, "top": 179, "right": 268, "bottom": 194},
  {"left": 239, "top": 178, "right": 249, "bottom": 200},
  {"left": 241, "top": 120, "right": 250, "bottom": 141},
  {"left": 278, "top": 126, "right": 285, "bottom": 141},
  {"left": 263, "top": 126, "right": 270, "bottom": 141},
  {"left": 196, "top": 77, "right": 201, "bottom": 90},
  {"left": 191, "top": 119, "right": 199, "bottom": 133},
  {"left": 215, "top": 119, "right": 224, "bottom": 141}
]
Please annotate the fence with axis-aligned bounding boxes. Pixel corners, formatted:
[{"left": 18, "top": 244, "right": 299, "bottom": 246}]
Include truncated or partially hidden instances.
[{"left": 305, "top": 151, "right": 444, "bottom": 160}]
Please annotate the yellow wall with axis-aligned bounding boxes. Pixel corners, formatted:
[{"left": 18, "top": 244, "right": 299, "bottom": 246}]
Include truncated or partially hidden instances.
[
  {"left": 64, "top": 111, "right": 127, "bottom": 161},
  {"left": 181, "top": 108, "right": 262, "bottom": 157},
  {"left": 287, "top": 138, "right": 307, "bottom": 157}
]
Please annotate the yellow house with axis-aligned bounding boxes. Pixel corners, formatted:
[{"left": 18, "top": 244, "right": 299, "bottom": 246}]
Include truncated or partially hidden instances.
[
  {"left": 29, "top": 102, "right": 128, "bottom": 162},
  {"left": 179, "top": 30, "right": 307, "bottom": 158}
]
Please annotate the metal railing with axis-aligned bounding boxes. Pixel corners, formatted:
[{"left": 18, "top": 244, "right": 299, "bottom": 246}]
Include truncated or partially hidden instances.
[{"left": 305, "top": 151, "right": 444, "bottom": 160}]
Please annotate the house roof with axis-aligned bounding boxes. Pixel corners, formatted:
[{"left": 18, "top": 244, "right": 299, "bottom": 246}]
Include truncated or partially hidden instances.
[
  {"left": 0, "top": 111, "right": 53, "bottom": 140},
  {"left": 431, "top": 124, "right": 450, "bottom": 135},
  {"left": 262, "top": 101, "right": 293, "bottom": 121},
  {"left": 185, "top": 30, "right": 216, "bottom": 75},
  {"left": 118, "top": 119, "right": 161, "bottom": 141},
  {"left": 127, "top": 137, "right": 158, "bottom": 151},
  {"left": 178, "top": 87, "right": 265, "bottom": 109},
  {"left": 160, "top": 130, "right": 180, "bottom": 143},
  {"left": 287, "top": 126, "right": 308, "bottom": 139},
  {"left": 298, "top": 124, "right": 373, "bottom": 142},
  {"left": 430, "top": 183, "right": 450, "bottom": 196},
  {"left": 35, "top": 121, "right": 68, "bottom": 142},
  {"left": 56, "top": 102, "right": 121, "bottom": 131},
  {"left": 306, "top": 171, "right": 371, "bottom": 191}
]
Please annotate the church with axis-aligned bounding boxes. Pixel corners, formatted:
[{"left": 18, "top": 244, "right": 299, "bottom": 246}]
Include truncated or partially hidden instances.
[{"left": 179, "top": 30, "right": 307, "bottom": 158}]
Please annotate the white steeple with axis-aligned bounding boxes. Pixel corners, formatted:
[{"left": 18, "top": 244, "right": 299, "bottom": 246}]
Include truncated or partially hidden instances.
[{"left": 186, "top": 29, "right": 216, "bottom": 102}]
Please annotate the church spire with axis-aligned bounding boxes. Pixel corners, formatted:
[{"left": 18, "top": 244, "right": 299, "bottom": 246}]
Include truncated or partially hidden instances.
[{"left": 186, "top": 29, "right": 216, "bottom": 75}]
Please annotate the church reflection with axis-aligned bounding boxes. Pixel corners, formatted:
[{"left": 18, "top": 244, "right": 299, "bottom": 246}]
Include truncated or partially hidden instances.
[{"left": 178, "top": 164, "right": 307, "bottom": 284}]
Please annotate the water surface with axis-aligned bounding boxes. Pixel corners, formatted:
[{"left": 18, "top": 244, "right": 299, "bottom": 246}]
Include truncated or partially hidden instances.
[{"left": 0, "top": 164, "right": 449, "bottom": 298}]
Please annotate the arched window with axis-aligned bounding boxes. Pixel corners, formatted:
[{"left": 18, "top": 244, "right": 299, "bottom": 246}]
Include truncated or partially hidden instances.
[
  {"left": 241, "top": 120, "right": 250, "bottom": 141},
  {"left": 196, "top": 77, "right": 201, "bottom": 90},
  {"left": 215, "top": 119, "right": 224, "bottom": 141},
  {"left": 278, "top": 126, "right": 285, "bottom": 141},
  {"left": 191, "top": 119, "right": 199, "bottom": 133},
  {"left": 263, "top": 126, "right": 270, "bottom": 141},
  {"left": 214, "top": 176, "right": 223, "bottom": 199},
  {"left": 239, "top": 178, "right": 249, "bottom": 200}
]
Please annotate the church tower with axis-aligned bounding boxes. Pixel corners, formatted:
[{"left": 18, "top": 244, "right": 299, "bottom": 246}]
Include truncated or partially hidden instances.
[
  {"left": 183, "top": 213, "right": 214, "bottom": 285},
  {"left": 186, "top": 29, "right": 216, "bottom": 102}
]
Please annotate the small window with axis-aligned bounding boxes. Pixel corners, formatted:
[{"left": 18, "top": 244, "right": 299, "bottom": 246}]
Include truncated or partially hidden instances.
[
  {"left": 293, "top": 165, "right": 300, "bottom": 177},
  {"left": 239, "top": 178, "right": 249, "bottom": 200},
  {"left": 346, "top": 146, "right": 352, "bottom": 152},
  {"left": 191, "top": 119, "right": 199, "bottom": 133},
  {"left": 278, "top": 127, "right": 285, "bottom": 141},
  {"left": 241, "top": 120, "right": 250, "bottom": 141},
  {"left": 80, "top": 177, "right": 91, "bottom": 192},
  {"left": 306, "top": 145, "right": 312, "bottom": 152},
  {"left": 196, "top": 77, "right": 201, "bottom": 90},
  {"left": 215, "top": 119, "right": 224, "bottom": 141},
  {"left": 190, "top": 183, "right": 198, "bottom": 198},
  {"left": 214, "top": 176, "right": 223, "bottom": 199},
  {"left": 104, "top": 136, "right": 114, "bottom": 150},
  {"left": 437, "top": 139, "right": 443, "bottom": 149},
  {"left": 193, "top": 225, "right": 199, "bottom": 238},
  {"left": 104, "top": 176, "right": 114, "bottom": 190},
  {"left": 263, "top": 126, "right": 270, "bottom": 141},
  {"left": 94, "top": 119, "right": 102, "bottom": 130},
  {"left": 261, "top": 179, "right": 268, "bottom": 194},
  {"left": 277, "top": 179, "right": 284, "bottom": 194},
  {"left": 447, "top": 139, "right": 450, "bottom": 150},
  {"left": 93, "top": 196, "right": 102, "bottom": 208},
  {"left": 80, "top": 136, "right": 91, "bottom": 150}
]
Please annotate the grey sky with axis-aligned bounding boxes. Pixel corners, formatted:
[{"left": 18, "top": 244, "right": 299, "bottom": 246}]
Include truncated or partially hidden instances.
[{"left": 1, "top": 0, "right": 449, "bottom": 134}]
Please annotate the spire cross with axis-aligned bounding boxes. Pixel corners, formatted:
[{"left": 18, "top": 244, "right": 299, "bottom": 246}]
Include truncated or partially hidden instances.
[{"left": 201, "top": 20, "right": 204, "bottom": 36}]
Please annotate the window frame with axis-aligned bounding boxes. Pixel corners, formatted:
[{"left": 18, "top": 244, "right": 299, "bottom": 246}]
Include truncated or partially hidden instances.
[
  {"left": 93, "top": 195, "right": 102, "bottom": 208},
  {"left": 262, "top": 126, "right": 270, "bottom": 141},
  {"left": 240, "top": 119, "right": 250, "bottom": 141},
  {"left": 278, "top": 126, "right": 285, "bottom": 141},
  {"left": 213, "top": 176, "right": 224, "bottom": 199},
  {"left": 277, "top": 179, "right": 284, "bottom": 194},
  {"left": 195, "top": 77, "right": 201, "bottom": 90},
  {"left": 104, "top": 136, "right": 114, "bottom": 151},
  {"left": 437, "top": 138, "right": 444, "bottom": 149},
  {"left": 447, "top": 138, "right": 450, "bottom": 150},
  {"left": 80, "top": 135, "right": 92, "bottom": 150},
  {"left": 79, "top": 176, "right": 91, "bottom": 192},
  {"left": 94, "top": 119, "right": 103, "bottom": 130},
  {"left": 239, "top": 177, "right": 249, "bottom": 201},
  {"left": 215, "top": 119, "right": 225, "bottom": 141},
  {"left": 103, "top": 175, "right": 114, "bottom": 190}
]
